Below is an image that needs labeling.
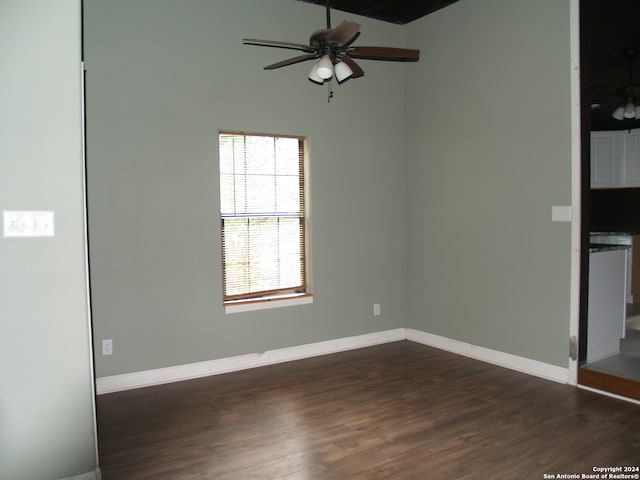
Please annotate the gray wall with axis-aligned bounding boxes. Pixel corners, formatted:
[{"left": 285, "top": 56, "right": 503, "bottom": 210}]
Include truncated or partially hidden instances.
[
  {"left": 84, "top": 0, "right": 409, "bottom": 377},
  {"left": 405, "top": 0, "right": 573, "bottom": 367},
  {"left": 85, "top": 0, "right": 574, "bottom": 379},
  {"left": 0, "top": 1, "right": 98, "bottom": 479}
]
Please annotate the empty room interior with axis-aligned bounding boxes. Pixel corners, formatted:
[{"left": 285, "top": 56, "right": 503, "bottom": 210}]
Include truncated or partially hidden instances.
[{"left": 2, "top": 0, "right": 640, "bottom": 479}]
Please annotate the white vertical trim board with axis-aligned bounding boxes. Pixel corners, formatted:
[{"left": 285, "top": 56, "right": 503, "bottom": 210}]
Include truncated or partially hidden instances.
[
  {"left": 96, "top": 329, "right": 406, "bottom": 394},
  {"left": 568, "top": 0, "right": 582, "bottom": 387},
  {"left": 81, "top": 61, "right": 101, "bottom": 475},
  {"left": 405, "top": 329, "right": 570, "bottom": 384}
]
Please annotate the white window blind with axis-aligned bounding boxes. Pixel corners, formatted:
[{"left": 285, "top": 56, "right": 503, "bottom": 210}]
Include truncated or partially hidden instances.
[{"left": 219, "top": 132, "right": 307, "bottom": 301}]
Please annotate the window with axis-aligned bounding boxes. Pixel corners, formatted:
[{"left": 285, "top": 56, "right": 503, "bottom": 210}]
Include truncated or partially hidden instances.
[{"left": 219, "top": 131, "right": 309, "bottom": 307}]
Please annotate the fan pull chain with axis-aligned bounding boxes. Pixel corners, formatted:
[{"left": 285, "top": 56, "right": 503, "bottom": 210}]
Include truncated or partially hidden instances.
[{"left": 327, "top": 79, "right": 334, "bottom": 103}]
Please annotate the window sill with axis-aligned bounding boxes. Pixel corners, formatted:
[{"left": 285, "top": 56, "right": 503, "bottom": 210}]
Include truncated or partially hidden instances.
[{"left": 224, "top": 293, "right": 313, "bottom": 314}]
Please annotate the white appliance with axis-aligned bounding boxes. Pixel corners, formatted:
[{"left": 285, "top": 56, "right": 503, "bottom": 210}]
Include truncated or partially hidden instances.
[
  {"left": 587, "top": 248, "right": 627, "bottom": 363},
  {"left": 590, "top": 234, "right": 633, "bottom": 303}
]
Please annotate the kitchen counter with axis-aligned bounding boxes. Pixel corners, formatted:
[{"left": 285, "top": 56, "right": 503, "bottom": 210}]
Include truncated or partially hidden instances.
[{"left": 589, "top": 244, "right": 632, "bottom": 253}]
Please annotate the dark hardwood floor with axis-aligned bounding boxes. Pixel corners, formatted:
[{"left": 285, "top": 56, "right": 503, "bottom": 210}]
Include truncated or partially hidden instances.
[{"left": 97, "top": 341, "right": 640, "bottom": 479}]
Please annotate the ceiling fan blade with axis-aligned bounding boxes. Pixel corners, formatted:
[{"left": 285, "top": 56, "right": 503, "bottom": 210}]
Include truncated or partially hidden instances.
[
  {"left": 590, "top": 98, "right": 621, "bottom": 110},
  {"left": 348, "top": 46, "right": 420, "bottom": 62},
  {"left": 342, "top": 31, "right": 361, "bottom": 49},
  {"left": 327, "top": 20, "right": 361, "bottom": 46},
  {"left": 340, "top": 55, "right": 364, "bottom": 78},
  {"left": 264, "top": 54, "right": 318, "bottom": 70},
  {"left": 243, "top": 38, "right": 314, "bottom": 53}
]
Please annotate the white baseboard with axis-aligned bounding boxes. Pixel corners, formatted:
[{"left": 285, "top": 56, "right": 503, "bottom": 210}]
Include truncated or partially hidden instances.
[
  {"left": 405, "top": 328, "right": 569, "bottom": 384},
  {"left": 96, "top": 329, "right": 406, "bottom": 394},
  {"left": 60, "top": 468, "right": 101, "bottom": 480},
  {"left": 96, "top": 328, "right": 569, "bottom": 394}
]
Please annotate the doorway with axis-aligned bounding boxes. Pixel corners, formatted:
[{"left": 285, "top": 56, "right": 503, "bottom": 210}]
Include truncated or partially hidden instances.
[{"left": 578, "top": 0, "right": 640, "bottom": 401}]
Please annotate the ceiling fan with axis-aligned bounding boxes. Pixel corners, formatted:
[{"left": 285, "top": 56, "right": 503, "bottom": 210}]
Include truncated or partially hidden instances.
[
  {"left": 242, "top": 1, "right": 420, "bottom": 89},
  {"left": 591, "top": 48, "right": 640, "bottom": 122}
]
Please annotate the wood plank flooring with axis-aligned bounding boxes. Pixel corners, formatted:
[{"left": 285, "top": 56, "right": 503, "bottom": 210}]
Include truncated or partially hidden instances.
[{"left": 97, "top": 341, "right": 640, "bottom": 479}]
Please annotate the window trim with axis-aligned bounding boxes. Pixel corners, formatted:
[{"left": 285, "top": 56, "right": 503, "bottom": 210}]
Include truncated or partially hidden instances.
[
  {"left": 224, "top": 292, "right": 313, "bottom": 314},
  {"left": 219, "top": 130, "right": 311, "bottom": 310}
]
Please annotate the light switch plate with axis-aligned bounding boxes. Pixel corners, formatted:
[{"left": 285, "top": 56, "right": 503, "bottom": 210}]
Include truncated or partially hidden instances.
[
  {"left": 551, "top": 206, "right": 572, "bottom": 222},
  {"left": 3, "top": 211, "right": 55, "bottom": 237}
]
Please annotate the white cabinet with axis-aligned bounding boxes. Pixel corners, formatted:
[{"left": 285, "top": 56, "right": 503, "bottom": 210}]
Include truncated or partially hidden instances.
[
  {"left": 591, "top": 131, "right": 618, "bottom": 187},
  {"left": 587, "top": 248, "right": 627, "bottom": 363},
  {"left": 621, "top": 131, "right": 640, "bottom": 186},
  {"left": 591, "top": 128, "right": 640, "bottom": 188}
]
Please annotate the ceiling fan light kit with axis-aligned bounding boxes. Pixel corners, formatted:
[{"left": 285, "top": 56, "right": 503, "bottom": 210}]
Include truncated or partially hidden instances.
[
  {"left": 242, "top": 0, "right": 419, "bottom": 99},
  {"left": 624, "top": 100, "right": 636, "bottom": 118},
  {"left": 308, "top": 63, "right": 324, "bottom": 83},
  {"left": 611, "top": 91, "right": 640, "bottom": 121},
  {"left": 316, "top": 55, "right": 334, "bottom": 79},
  {"left": 334, "top": 60, "right": 353, "bottom": 82},
  {"left": 610, "top": 49, "right": 640, "bottom": 121},
  {"left": 612, "top": 105, "right": 625, "bottom": 121}
]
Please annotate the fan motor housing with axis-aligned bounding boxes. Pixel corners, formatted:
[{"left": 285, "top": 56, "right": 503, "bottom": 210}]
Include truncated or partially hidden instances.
[{"left": 310, "top": 28, "right": 330, "bottom": 48}]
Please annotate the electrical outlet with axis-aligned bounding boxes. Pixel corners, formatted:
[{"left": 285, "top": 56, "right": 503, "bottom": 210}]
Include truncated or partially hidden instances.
[
  {"left": 102, "top": 339, "right": 113, "bottom": 356},
  {"left": 373, "top": 303, "right": 381, "bottom": 316}
]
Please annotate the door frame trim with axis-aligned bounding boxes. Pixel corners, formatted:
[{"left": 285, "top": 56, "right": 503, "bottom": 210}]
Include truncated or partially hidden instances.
[{"left": 569, "top": 0, "right": 582, "bottom": 386}]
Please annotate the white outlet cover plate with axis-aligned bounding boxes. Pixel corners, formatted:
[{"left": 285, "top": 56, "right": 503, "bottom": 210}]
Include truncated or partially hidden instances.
[
  {"left": 102, "top": 339, "right": 113, "bottom": 355},
  {"left": 3, "top": 211, "right": 55, "bottom": 237}
]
